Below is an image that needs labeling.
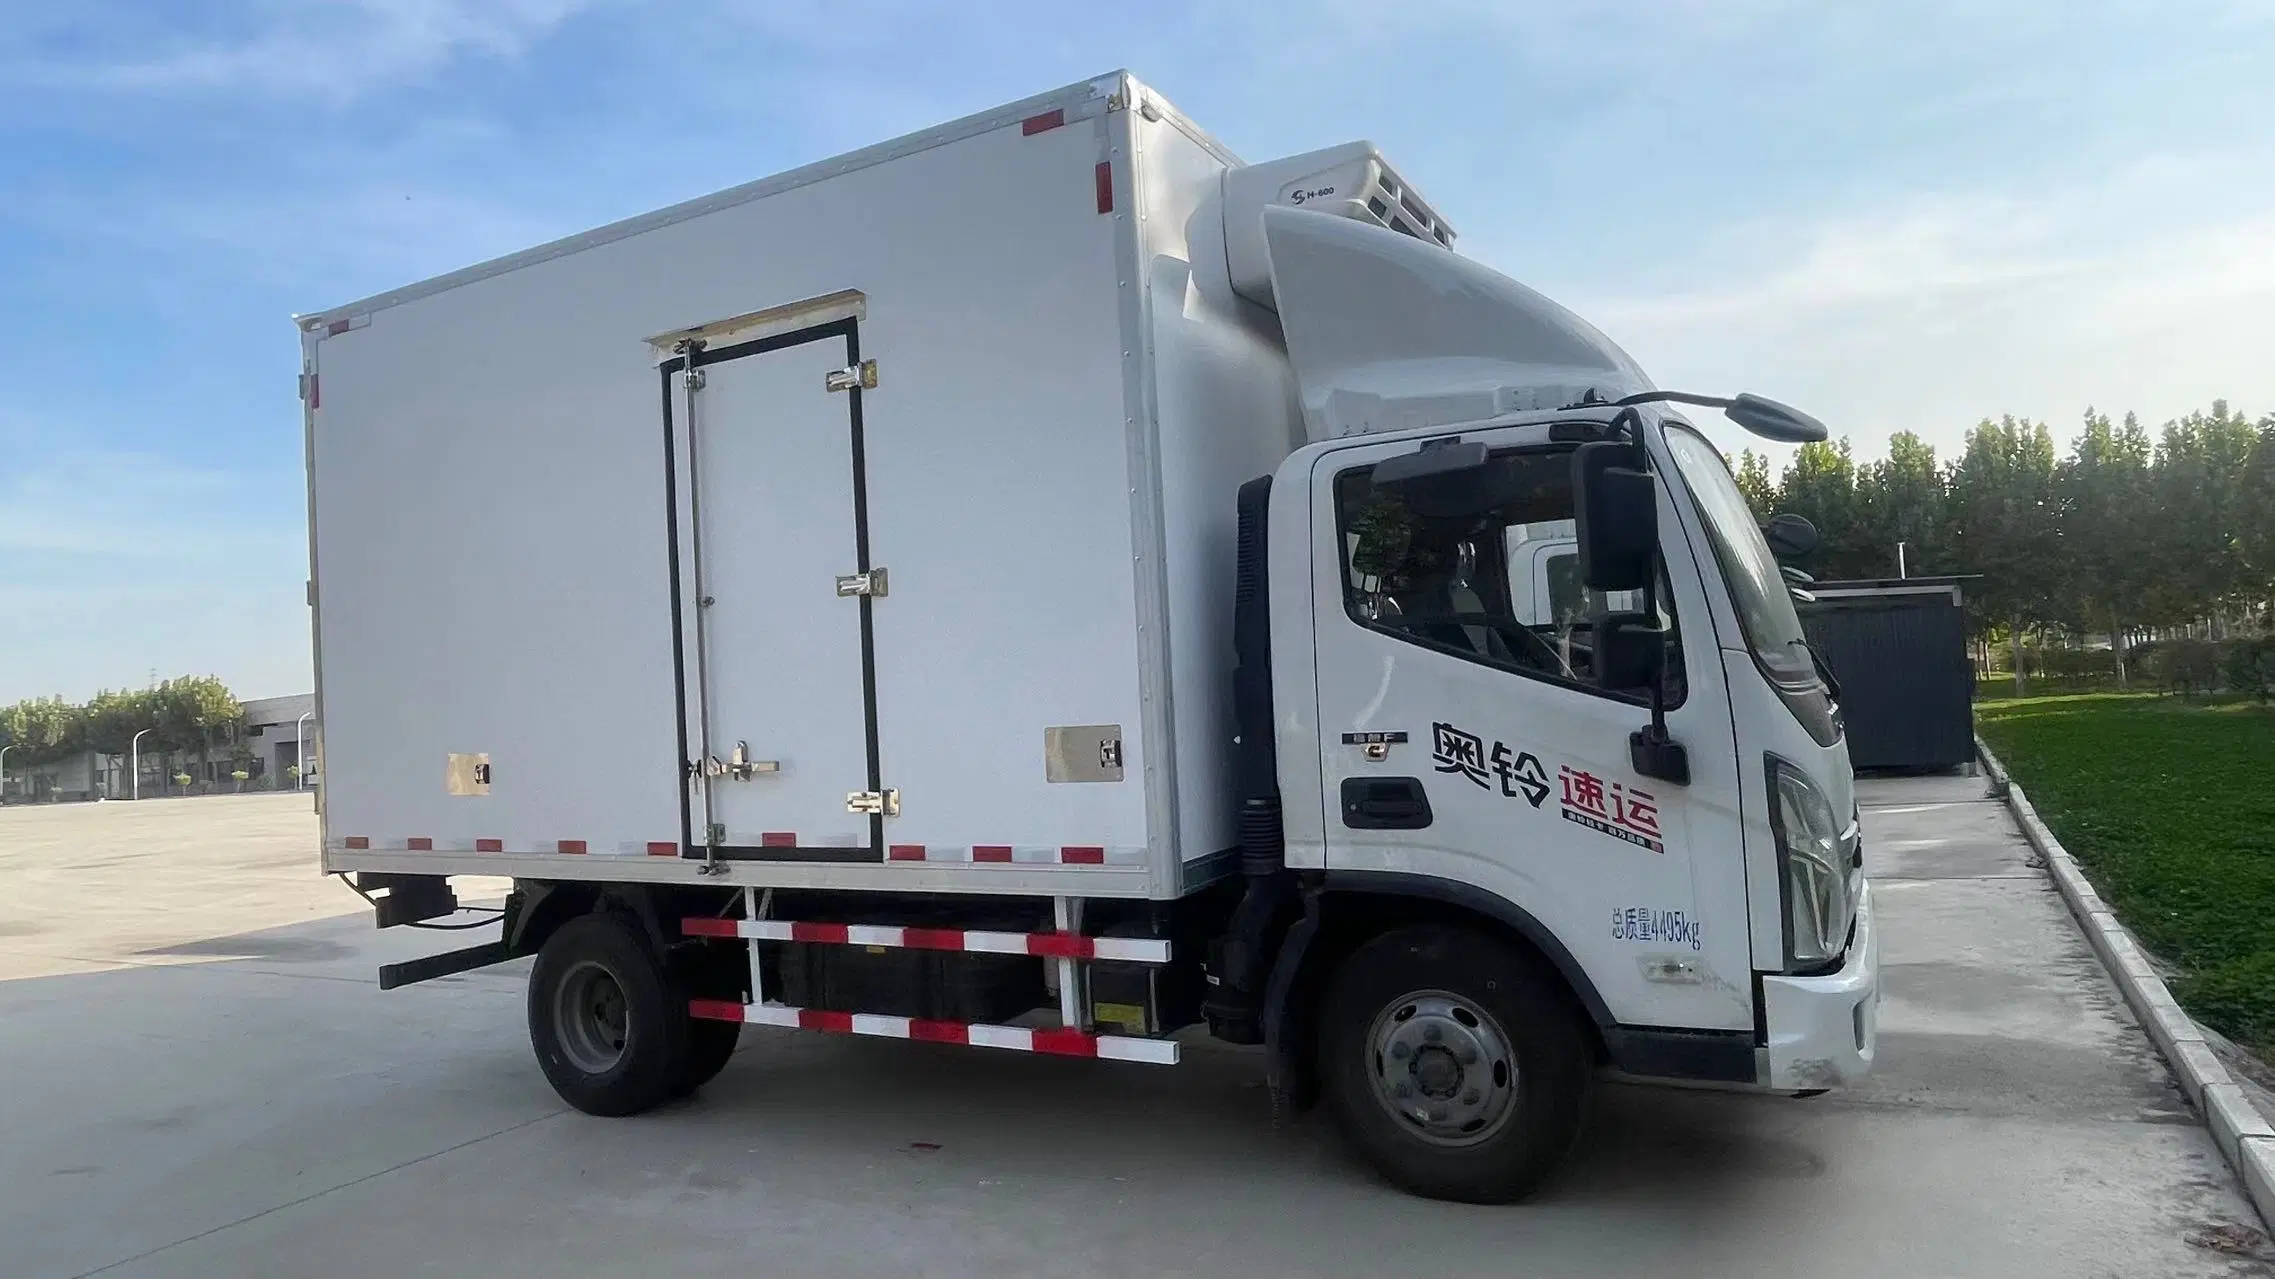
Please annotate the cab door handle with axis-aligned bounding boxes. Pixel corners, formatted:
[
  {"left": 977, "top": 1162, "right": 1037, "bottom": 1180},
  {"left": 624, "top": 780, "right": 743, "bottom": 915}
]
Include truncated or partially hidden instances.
[{"left": 1341, "top": 776, "right": 1434, "bottom": 830}]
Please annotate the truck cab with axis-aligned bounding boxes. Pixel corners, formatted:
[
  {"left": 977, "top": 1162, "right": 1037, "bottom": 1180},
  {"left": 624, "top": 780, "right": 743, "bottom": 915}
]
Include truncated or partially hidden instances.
[{"left": 1199, "top": 198, "right": 1875, "bottom": 1199}]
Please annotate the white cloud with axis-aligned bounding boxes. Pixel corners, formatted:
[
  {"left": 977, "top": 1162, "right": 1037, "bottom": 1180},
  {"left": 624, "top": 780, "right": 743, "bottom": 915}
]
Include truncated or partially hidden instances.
[
  {"left": 1555, "top": 150, "right": 2275, "bottom": 462},
  {"left": 0, "top": 449, "right": 309, "bottom": 703},
  {"left": 4, "top": 0, "right": 590, "bottom": 98},
  {"left": 0, "top": 450, "right": 293, "bottom": 561}
]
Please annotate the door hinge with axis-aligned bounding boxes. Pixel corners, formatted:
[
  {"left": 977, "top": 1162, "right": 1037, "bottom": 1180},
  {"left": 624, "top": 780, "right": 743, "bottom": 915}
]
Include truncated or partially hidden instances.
[
  {"left": 846, "top": 788, "right": 899, "bottom": 816},
  {"left": 834, "top": 567, "right": 888, "bottom": 597},
  {"left": 825, "top": 360, "right": 878, "bottom": 392},
  {"left": 705, "top": 822, "right": 727, "bottom": 845}
]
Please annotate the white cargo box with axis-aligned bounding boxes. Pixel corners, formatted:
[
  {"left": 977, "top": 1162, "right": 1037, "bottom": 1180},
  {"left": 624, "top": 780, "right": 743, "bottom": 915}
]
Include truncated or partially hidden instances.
[{"left": 302, "top": 73, "right": 1323, "bottom": 900}]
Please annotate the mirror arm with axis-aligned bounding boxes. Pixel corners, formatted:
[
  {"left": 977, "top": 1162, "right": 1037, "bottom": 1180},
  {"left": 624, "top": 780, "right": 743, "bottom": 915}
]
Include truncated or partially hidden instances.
[
  {"left": 1615, "top": 390, "right": 1735, "bottom": 413},
  {"left": 1606, "top": 405, "right": 1648, "bottom": 462},
  {"left": 1628, "top": 566, "right": 1690, "bottom": 787},
  {"left": 1608, "top": 409, "right": 1691, "bottom": 787}
]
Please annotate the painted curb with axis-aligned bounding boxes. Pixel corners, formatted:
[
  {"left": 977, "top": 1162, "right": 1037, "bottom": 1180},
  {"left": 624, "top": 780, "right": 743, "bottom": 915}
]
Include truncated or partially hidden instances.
[{"left": 1978, "top": 735, "right": 2273, "bottom": 1233}]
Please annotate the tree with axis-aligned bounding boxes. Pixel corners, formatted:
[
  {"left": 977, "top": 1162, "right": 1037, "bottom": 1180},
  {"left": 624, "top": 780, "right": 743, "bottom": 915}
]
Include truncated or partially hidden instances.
[
  {"left": 0, "top": 697, "right": 84, "bottom": 766},
  {"left": 1946, "top": 416, "right": 2060, "bottom": 692},
  {"left": 1778, "top": 439, "right": 1871, "bottom": 578},
  {"left": 81, "top": 688, "right": 153, "bottom": 758},
  {"left": 1735, "top": 449, "right": 1776, "bottom": 520},
  {"left": 1854, "top": 431, "right": 1945, "bottom": 579},
  {"left": 2235, "top": 415, "right": 2275, "bottom": 625},
  {"left": 150, "top": 677, "right": 241, "bottom": 781},
  {"left": 2148, "top": 401, "right": 2259, "bottom": 632},
  {"left": 2055, "top": 409, "right": 2155, "bottom": 684}
]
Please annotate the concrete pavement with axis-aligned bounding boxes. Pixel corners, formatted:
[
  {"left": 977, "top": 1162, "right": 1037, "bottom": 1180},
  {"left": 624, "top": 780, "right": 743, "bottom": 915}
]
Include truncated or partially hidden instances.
[{"left": 1, "top": 782, "right": 2269, "bottom": 1277}]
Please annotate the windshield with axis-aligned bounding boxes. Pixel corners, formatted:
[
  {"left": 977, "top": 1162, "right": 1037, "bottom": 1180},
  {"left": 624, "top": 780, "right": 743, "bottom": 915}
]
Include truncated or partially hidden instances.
[{"left": 1662, "top": 423, "right": 1817, "bottom": 687}]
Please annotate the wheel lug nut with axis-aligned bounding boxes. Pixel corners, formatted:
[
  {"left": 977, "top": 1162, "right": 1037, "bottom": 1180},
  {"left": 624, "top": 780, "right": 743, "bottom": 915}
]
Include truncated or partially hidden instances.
[
  {"left": 1390, "top": 1042, "right": 1411, "bottom": 1060},
  {"left": 1422, "top": 1025, "right": 1443, "bottom": 1043}
]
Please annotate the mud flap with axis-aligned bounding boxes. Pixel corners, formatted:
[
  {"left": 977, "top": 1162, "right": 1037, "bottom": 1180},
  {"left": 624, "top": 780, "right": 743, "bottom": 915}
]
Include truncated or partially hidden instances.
[{"left": 1262, "top": 885, "right": 1324, "bottom": 1122}]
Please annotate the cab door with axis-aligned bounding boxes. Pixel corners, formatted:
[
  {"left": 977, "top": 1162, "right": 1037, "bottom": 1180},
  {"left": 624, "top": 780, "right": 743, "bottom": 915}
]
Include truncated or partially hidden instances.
[{"left": 1309, "top": 424, "right": 1753, "bottom": 1034}]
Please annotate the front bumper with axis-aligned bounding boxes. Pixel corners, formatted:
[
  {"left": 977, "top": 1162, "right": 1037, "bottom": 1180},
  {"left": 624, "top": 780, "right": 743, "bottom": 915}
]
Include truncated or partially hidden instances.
[{"left": 1759, "top": 880, "right": 1879, "bottom": 1090}]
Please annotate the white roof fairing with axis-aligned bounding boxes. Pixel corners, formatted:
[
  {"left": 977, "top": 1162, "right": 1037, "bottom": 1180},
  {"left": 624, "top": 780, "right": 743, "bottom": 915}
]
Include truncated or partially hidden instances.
[{"left": 1259, "top": 205, "right": 1653, "bottom": 441}]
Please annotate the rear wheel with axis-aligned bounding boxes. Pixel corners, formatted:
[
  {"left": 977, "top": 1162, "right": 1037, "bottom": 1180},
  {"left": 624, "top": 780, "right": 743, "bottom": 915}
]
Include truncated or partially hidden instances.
[
  {"left": 1319, "top": 926, "right": 1591, "bottom": 1203},
  {"left": 673, "top": 1017, "right": 742, "bottom": 1097},
  {"left": 528, "top": 913, "right": 687, "bottom": 1116}
]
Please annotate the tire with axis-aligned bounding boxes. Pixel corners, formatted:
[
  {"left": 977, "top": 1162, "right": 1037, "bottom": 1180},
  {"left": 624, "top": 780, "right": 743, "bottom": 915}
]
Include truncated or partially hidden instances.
[
  {"left": 528, "top": 912, "right": 688, "bottom": 1117},
  {"left": 673, "top": 1018, "right": 742, "bottom": 1098},
  {"left": 1318, "top": 926, "right": 1592, "bottom": 1203}
]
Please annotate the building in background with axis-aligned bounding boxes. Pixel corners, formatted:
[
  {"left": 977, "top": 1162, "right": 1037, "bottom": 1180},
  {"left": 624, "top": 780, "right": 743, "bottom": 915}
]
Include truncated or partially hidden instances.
[
  {"left": 239, "top": 693, "right": 319, "bottom": 784},
  {"left": 1, "top": 693, "right": 319, "bottom": 802}
]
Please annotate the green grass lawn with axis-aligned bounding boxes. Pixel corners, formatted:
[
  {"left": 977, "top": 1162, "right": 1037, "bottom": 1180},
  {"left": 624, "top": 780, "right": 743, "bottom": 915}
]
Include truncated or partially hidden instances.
[{"left": 1977, "top": 693, "right": 2275, "bottom": 1055}]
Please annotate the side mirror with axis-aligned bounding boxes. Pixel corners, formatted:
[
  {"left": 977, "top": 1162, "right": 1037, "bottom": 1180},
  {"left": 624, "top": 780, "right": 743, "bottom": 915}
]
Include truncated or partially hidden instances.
[
  {"left": 1592, "top": 611, "right": 1664, "bottom": 691},
  {"left": 1725, "top": 394, "right": 1828, "bottom": 443},
  {"left": 1573, "top": 441, "right": 1656, "bottom": 592},
  {"left": 1762, "top": 512, "right": 1819, "bottom": 561}
]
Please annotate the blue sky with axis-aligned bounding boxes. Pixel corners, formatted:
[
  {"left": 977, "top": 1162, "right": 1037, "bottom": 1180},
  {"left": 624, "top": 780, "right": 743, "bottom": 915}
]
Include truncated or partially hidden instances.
[{"left": 4, "top": 0, "right": 2272, "bottom": 703}]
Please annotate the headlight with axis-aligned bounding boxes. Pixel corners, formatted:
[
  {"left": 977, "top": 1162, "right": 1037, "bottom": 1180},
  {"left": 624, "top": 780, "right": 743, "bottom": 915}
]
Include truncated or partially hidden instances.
[{"left": 1769, "top": 757, "right": 1856, "bottom": 969}]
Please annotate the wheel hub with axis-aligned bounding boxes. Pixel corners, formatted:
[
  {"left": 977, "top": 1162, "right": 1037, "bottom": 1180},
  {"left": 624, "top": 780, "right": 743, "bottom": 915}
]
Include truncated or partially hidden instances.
[
  {"left": 1365, "top": 991, "right": 1517, "bottom": 1146},
  {"left": 554, "top": 959, "right": 632, "bottom": 1076},
  {"left": 1411, "top": 1043, "right": 1464, "bottom": 1098}
]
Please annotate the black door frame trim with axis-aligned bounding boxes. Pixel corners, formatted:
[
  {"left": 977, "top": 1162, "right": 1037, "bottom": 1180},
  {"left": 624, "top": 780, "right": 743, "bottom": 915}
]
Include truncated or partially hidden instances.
[{"left": 658, "top": 315, "right": 884, "bottom": 862}]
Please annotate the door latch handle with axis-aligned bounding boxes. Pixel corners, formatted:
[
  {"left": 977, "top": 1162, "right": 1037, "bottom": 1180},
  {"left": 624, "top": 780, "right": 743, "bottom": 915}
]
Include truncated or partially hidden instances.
[
  {"left": 689, "top": 742, "right": 780, "bottom": 781},
  {"left": 726, "top": 741, "right": 778, "bottom": 781},
  {"left": 1340, "top": 777, "right": 1434, "bottom": 830}
]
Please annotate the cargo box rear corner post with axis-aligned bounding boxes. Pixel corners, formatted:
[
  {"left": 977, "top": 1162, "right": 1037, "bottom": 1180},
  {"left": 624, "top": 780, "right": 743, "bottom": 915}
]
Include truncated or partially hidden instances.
[{"left": 301, "top": 71, "right": 1878, "bottom": 1204}]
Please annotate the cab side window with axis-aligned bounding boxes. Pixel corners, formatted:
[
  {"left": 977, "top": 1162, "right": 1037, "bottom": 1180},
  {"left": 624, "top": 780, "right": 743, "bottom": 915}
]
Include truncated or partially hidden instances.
[{"left": 1334, "top": 443, "right": 1684, "bottom": 703}]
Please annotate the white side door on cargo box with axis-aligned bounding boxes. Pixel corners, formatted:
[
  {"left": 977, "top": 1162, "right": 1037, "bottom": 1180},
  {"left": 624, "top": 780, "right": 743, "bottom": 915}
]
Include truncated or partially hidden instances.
[
  {"left": 1308, "top": 426, "right": 1753, "bottom": 1033},
  {"left": 678, "top": 323, "right": 877, "bottom": 855}
]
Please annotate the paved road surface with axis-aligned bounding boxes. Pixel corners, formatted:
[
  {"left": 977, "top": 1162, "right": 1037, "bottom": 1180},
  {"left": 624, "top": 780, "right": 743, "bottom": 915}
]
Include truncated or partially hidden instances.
[{"left": 1, "top": 782, "right": 2268, "bottom": 1277}]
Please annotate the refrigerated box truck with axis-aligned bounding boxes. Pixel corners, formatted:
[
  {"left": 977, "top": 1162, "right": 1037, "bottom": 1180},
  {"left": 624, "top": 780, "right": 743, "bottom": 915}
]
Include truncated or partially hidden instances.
[{"left": 299, "top": 71, "right": 1876, "bottom": 1203}]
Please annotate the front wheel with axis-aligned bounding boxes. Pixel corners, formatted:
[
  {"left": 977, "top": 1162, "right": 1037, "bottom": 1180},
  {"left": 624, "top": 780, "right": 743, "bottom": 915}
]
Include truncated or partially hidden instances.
[
  {"left": 1319, "top": 926, "right": 1592, "bottom": 1203},
  {"left": 528, "top": 913, "right": 689, "bottom": 1116}
]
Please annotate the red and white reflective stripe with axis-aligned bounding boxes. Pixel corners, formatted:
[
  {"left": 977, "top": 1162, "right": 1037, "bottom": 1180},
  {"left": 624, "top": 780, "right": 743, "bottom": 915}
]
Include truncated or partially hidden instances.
[
  {"left": 884, "top": 844, "right": 1135, "bottom": 866},
  {"left": 334, "top": 837, "right": 672, "bottom": 856},
  {"left": 337, "top": 837, "right": 1131, "bottom": 864},
  {"left": 682, "top": 917, "right": 1169, "bottom": 963},
  {"left": 688, "top": 999, "right": 1178, "bottom": 1065}
]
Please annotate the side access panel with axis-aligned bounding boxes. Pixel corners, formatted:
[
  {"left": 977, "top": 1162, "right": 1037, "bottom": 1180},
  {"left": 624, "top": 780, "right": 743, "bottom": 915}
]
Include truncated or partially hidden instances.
[{"left": 670, "top": 321, "right": 879, "bottom": 859}]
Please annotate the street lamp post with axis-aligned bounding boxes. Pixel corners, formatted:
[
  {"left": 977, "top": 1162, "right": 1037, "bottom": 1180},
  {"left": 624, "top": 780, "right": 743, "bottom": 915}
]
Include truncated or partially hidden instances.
[
  {"left": 131, "top": 728, "right": 155, "bottom": 801},
  {"left": 294, "top": 712, "right": 313, "bottom": 790},
  {"left": 1896, "top": 540, "right": 1909, "bottom": 580},
  {"left": 0, "top": 744, "right": 12, "bottom": 804}
]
